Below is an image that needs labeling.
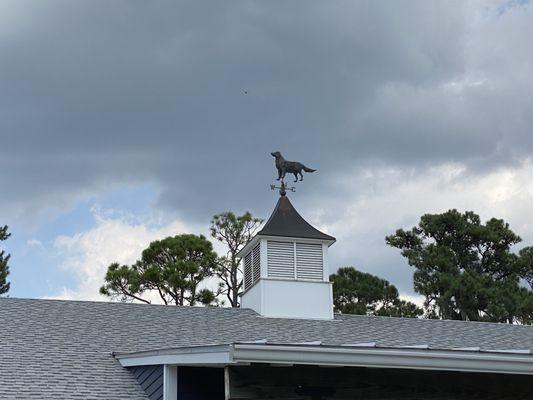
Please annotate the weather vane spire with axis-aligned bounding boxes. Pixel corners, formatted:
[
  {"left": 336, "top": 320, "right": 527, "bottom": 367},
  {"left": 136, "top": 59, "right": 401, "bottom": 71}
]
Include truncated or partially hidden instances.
[
  {"left": 270, "top": 180, "right": 295, "bottom": 196},
  {"left": 270, "top": 151, "right": 317, "bottom": 196}
]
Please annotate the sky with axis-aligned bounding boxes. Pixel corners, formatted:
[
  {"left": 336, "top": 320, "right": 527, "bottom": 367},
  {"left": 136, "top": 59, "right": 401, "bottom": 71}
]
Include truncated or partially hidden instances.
[{"left": 2, "top": 0, "right": 533, "bottom": 305}]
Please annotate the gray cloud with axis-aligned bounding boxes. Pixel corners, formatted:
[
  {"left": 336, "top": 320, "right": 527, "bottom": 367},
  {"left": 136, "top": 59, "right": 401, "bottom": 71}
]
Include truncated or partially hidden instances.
[{"left": 2, "top": 1, "right": 533, "bottom": 294}]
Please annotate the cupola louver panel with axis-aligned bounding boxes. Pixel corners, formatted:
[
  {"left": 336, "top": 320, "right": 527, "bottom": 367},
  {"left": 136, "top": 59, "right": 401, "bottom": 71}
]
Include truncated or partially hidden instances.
[
  {"left": 252, "top": 243, "right": 261, "bottom": 281},
  {"left": 244, "top": 252, "right": 253, "bottom": 289},
  {"left": 267, "top": 241, "right": 295, "bottom": 278},
  {"left": 296, "top": 242, "right": 323, "bottom": 280}
]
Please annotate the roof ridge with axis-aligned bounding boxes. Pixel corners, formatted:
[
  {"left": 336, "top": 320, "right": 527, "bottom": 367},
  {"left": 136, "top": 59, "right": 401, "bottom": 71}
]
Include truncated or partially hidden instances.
[
  {"left": 1, "top": 298, "right": 531, "bottom": 328},
  {"left": 0, "top": 297, "right": 257, "bottom": 313},
  {"left": 335, "top": 312, "right": 533, "bottom": 328}
]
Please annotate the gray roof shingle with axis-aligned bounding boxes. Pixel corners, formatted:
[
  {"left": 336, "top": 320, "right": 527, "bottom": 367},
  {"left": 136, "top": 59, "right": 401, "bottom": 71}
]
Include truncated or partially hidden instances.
[{"left": 1, "top": 297, "right": 532, "bottom": 399}]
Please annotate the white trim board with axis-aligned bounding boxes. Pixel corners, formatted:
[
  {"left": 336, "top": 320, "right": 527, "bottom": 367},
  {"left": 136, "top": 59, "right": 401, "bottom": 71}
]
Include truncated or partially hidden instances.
[
  {"left": 114, "top": 343, "right": 533, "bottom": 375},
  {"left": 237, "top": 235, "right": 334, "bottom": 259},
  {"left": 114, "top": 345, "right": 234, "bottom": 367},
  {"left": 163, "top": 365, "right": 177, "bottom": 400}
]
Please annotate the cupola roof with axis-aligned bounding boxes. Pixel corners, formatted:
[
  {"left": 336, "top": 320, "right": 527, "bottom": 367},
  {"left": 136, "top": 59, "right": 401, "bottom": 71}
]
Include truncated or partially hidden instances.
[{"left": 257, "top": 194, "right": 335, "bottom": 242}]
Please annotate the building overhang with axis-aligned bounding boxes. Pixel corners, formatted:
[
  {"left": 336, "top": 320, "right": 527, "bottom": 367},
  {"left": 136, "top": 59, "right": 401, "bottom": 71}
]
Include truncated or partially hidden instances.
[{"left": 114, "top": 343, "right": 533, "bottom": 375}]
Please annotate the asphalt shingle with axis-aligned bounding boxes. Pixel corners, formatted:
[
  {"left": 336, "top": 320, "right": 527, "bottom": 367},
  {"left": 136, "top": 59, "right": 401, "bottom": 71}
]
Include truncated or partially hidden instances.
[{"left": 0, "top": 297, "right": 532, "bottom": 399}]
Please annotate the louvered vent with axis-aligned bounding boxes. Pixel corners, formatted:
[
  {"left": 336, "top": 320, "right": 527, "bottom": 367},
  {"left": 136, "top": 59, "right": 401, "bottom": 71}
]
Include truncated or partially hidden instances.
[
  {"left": 296, "top": 243, "right": 323, "bottom": 280},
  {"left": 267, "top": 241, "right": 295, "bottom": 278},
  {"left": 244, "top": 252, "right": 253, "bottom": 290},
  {"left": 252, "top": 243, "right": 261, "bottom": 282}
]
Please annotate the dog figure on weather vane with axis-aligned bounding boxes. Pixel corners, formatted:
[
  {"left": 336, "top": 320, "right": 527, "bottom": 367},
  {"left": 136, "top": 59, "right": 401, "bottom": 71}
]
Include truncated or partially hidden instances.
[{"left": 270, "top": 151, "right": 317, "bottom": 195}]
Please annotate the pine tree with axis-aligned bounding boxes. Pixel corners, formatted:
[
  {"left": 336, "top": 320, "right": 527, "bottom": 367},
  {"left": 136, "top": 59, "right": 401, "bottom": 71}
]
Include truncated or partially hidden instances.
[
  {"left": 0, "top": 225, "right": 11, "bottom": 295},
  {"left": 210, "top": 212, "right": 263, "bottom": 307},
  {"left": 100, "top": 234, "right": 218, "bottom": 306},
  {"left": 386, "top": 210, "right": 533, "bottom": 323},
  {"left": 330, "top": 267, "right": 423, "bottom": 317}
]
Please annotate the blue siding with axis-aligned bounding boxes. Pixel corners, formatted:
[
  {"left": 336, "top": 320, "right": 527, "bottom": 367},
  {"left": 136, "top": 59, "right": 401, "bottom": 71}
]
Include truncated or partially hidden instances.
[{"left": 129, "top": 365, "right": 164, "bottom": 400}]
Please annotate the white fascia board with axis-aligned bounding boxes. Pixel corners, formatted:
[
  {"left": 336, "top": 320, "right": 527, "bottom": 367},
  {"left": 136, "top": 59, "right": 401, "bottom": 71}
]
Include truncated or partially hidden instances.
[
  {"left": 258, "top": 235, "right": 335, "bottom": 246},
  {"left": 236, "top": 236, "right": 261, "bottom": 259},
  {"left": 114, "top": 344, "right": 234, "bottom": 367},
  {"left": 114, "top": 343, "right": 533, "bottom": 375},
  {"left": 238, "top": 235, "right": 335, "bottom": 258},
  {"left": 232, "top": 344, "right": 533, "bottom": 375}
]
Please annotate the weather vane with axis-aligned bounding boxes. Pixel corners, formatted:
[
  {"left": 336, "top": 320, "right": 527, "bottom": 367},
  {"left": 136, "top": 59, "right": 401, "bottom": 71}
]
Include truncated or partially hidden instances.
[{"left": 270, "top": 151, "right": 316, "bottom": 196}]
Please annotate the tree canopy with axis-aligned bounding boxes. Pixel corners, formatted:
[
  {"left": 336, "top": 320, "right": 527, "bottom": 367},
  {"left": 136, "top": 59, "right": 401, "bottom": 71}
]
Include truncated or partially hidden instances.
[
  {"left": 517, "top": 246, "right": 533, "bottom": 290},
  {"left": 0, "top": 225, "right": 10, "bottom": 295},
  {"left": 100, "top": 234, "right": 218, "bottom": 306},
  {"left": 386, "top": 209, "right": 533, "bottom": 323},
  {"left": 330, "top": 267, "right": 423, "bottom": 317},
  {"left": 210, "top": 211, "right": 263, "bottom": 307}
]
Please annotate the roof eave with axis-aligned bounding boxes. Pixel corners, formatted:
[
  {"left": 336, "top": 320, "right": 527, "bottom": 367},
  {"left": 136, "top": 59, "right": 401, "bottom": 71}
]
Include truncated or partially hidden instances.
[
  {"left": 114, "top": 344, "right": 237, "bottom": 367},
  {"left": 236, "top": 235, "right": 261, "bottom": 259},
  {"left": 114, "top": 343, "right": 533, "bottom": 375}
]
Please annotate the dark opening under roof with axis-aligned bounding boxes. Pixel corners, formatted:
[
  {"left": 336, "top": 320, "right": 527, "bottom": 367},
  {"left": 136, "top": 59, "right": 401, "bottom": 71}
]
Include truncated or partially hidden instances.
[{"left": 257, "top": 195, "right": 335, "bottom": 242}]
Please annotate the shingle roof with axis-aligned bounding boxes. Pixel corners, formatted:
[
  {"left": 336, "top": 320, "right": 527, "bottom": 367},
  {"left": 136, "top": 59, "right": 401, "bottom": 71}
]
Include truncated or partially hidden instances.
[
  {"left": 257, "top": 195, "right": 335, "bottom": 241},
  {"left": 1, "top": 297, "right": 532, "bottom": 399}
]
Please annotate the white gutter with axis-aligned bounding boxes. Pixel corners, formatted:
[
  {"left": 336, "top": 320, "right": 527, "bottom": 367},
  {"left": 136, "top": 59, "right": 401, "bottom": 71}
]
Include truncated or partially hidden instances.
[
  {"left": 232, "top": 343, "right": 533, "bottom": 375},
  {"left": 114, "top": 343, "right": 533, "bottom": 375}
]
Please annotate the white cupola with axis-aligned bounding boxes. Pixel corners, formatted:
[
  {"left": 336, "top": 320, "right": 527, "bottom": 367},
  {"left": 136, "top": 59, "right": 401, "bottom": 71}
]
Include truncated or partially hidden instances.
[{"left": 238, "top": 190, "right": 335, "bottom": 319}]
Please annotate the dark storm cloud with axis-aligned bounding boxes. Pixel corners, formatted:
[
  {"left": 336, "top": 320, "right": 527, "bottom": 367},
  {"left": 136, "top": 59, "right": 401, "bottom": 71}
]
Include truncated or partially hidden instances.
[{"left": 1, "top": 0, "right": 532, "bottom": 224}]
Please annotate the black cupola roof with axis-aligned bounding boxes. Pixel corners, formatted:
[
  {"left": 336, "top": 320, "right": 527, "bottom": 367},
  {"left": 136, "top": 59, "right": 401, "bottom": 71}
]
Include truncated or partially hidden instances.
[{"left": 258, "top": 195, "right": 336, "bottom": 242}]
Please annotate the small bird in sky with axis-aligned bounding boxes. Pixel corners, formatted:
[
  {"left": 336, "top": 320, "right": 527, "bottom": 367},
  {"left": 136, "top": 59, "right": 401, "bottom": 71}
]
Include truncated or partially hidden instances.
[{"left": 243, "top": 90, "right": 248, "bottom": 95}]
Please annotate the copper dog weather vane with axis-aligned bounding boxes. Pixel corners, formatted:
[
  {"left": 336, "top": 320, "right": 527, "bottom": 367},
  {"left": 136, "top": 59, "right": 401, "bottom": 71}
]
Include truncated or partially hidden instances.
[{"left": 270, "top": 151, "right": 316, "bottom": 196}]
